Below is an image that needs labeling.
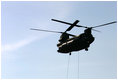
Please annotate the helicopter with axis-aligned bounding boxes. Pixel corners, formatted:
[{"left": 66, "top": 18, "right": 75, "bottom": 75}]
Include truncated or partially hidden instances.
[{"left": 30, "top": 19, "right": 117, "bottom": 55}]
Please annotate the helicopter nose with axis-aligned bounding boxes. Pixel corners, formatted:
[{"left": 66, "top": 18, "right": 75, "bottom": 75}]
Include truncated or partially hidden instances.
[
  {"left": 57, "top": 49, "right": 60, "bottom": 52},
  {"left": 57, "top": 49, "right": 63, "bottom": 53}
]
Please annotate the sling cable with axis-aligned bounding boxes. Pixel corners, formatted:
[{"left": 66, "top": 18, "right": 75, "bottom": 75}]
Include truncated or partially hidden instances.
[{"left": 66, "top": 52, "right": 80, "bottom": 79}]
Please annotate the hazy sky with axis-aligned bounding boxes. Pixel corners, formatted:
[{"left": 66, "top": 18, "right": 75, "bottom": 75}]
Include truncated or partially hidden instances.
[{"left": 1, "top": 1, "right": 117, "bottom": 79}]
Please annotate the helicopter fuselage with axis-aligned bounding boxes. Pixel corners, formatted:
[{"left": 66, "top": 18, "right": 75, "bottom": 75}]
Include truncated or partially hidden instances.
[
  {"left": 30, "top": 19, "right": 116, "bottom": 55},
  {"left": 57, "top": 33, "right": 95, "bottom": 53}
]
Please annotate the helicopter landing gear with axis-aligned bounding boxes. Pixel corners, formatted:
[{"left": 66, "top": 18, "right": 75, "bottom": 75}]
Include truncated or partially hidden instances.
[
  {"left": 69, "top": 52, "right": 71, "bottom": 55},
  {"left": 85, "top": 48, "right": 88, "bottom": 51}
]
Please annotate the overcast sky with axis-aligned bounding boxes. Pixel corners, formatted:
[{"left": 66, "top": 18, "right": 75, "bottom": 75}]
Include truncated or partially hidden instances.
[{"left": 1, "top": 1, "right": 117, "bottom": 79}]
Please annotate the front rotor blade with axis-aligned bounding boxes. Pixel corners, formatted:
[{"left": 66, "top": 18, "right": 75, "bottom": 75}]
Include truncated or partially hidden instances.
[
  {"left": 30, "top": 28, "right": 63, "bottom": 33},
  {"left": 67, "top": 33, "right": 76, "bottom": 37},
  {"left": 30, "top": 28, "right": 76, "bottom": 37},
  {"left": 92, "top": 21, "right": 117, "bottom": 28},
  {"left": 52, "top": 19, "right": 89, "bottom": 29},
  {"left": 65, "top": 20, "right": 79, "bottom": 32},
  {"left": 51, "top": 19, "right": 72, "bottom": 25}
]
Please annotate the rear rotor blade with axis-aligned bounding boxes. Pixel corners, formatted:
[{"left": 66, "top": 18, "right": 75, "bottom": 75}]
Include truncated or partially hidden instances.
[
  {"left": 30, "top": 28, "right": 63, "bottom": 33},
  {"left": 92, "top": 29, "right": 101, "bottom": 32},
  {"left": 75, "top": 24, "right": 88, "bottom": 28},
  {"left": 92, "top": 21, "right": 117, "bottom": 28}
]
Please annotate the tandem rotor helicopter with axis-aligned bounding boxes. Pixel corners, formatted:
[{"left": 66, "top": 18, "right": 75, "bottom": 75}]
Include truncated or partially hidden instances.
[{"left": 30, "top": 19, "right": 117, "bottom": 55}]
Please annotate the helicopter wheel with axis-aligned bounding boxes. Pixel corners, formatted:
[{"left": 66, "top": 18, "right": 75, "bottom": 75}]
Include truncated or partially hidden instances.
[
  {"left": 85, "top": 48, "right": 88, "bottom": 51},
  {"left": 69, "top": 52, "right": 71, "bottom": 55}
]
